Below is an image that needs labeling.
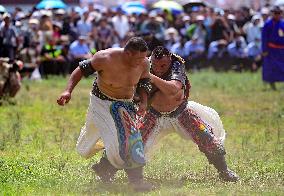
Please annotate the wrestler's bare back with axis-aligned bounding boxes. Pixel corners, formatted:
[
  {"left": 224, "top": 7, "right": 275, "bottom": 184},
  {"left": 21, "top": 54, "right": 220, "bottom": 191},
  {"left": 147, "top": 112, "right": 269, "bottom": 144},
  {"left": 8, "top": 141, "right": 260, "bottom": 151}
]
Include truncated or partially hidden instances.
[{"left": 92, "top": 48, "right": 149, "bottom": 99}]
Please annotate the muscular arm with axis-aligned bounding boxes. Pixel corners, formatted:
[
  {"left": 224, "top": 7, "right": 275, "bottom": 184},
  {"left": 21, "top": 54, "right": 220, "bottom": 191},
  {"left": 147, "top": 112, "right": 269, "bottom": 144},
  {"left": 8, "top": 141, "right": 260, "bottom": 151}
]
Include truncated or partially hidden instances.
[
  {"left": 151, "top": 60, "right": 185, "bottom": 96},
  {"left": 136, "top": 59, "right": 151, "bottom": 115},
  {"left": 57, "top": 67, "right": 83, "bottom": 106},
  {"left": 65, "top": 67, "right": 83, "bottom": 93},
  {"left": 57, "top": 53, "right": 104, "bottom": 106},
  {"left": 150, "top": 74, "right": 183, "bottom": 96},
  {"left": 67, "top": 52, "right": 105, "bottom": 91}
]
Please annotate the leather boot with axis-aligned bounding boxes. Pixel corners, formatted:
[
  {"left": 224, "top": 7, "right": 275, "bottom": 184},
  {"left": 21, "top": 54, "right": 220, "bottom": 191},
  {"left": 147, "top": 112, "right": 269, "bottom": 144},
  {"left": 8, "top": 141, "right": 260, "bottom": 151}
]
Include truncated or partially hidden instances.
[
  {"left": 91, "top": 157, "right": 118, "bottom": 183},
  {"left": 206, "top": 153, "right": 239, "bottom": 182},
  {"left": 125, "top": 167, "right": 154, "bottom": 192}
]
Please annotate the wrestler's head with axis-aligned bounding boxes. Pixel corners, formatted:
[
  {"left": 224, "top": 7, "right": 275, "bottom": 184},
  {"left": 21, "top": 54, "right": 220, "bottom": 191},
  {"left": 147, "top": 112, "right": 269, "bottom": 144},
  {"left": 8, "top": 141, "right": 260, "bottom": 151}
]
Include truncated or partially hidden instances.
[
  {"left": 150, "top": 46, "right": 171, "bottom": 77},
  {"left": 124, "top": 37, "right": 148, "bottom": 67}
]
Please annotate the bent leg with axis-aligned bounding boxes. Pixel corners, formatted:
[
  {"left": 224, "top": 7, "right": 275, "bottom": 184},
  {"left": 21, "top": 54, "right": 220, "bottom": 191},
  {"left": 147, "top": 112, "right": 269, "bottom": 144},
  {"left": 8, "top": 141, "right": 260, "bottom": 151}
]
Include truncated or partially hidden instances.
[
  {"left": 177, "top": 105, "right": 239, "bottom": 181},
  {"left": 177, "top": 107, "right": 225, "bottom": 156}
]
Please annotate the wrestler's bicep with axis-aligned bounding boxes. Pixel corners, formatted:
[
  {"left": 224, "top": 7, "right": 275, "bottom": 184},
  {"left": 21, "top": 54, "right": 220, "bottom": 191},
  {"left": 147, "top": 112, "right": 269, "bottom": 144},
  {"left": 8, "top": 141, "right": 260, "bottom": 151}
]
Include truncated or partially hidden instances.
[{"left": 171, "top": 80, "right": 183, "bottom": 91}]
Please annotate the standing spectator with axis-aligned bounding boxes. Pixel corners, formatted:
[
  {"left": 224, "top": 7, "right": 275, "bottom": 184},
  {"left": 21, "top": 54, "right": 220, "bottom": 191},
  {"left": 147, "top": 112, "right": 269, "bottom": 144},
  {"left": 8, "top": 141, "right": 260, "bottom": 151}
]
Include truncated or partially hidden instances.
[
  {"left": 69, "top": 36, "right": 91, "bottom": 72},
  {"left": 111, "top": 8, "right": 130, "bottom": 42},
  {"left": 243, "top": 15, "right": 262, "bottom": 44},
  {"left": 261, "top": 7, "right": 270, "bottom": 25},
  {"left": 262, "top": 6, "right": 284, "bottom": 90},
  {"left": 164, "top": 27, "right": 180, "bottom": 50},
  {"left": 192, "top": 15, "right": 207, "bottom": 46},
  {"left": 96, "top": 18, "right": 113, "bottom": 50},
  {"left": 179, "top": 15, "right": 191, "bottom": 37},
  {"left": 211, "top": 16, "right": 230, "bottom": 42},
  {"left": 0, "top": 13, "right": 18, "bottom": 61},
  {"left": 170, "top": 37, "right": 189, "bottom": 66},
  {"left": 61, "top": 16, "right": 77, "bottom": 43},
  {"left": 140, "top": 13, "right": 164, "bottom": 41},
  {"left": 76, "top": 11, "right": 92, "bottom": 37}
]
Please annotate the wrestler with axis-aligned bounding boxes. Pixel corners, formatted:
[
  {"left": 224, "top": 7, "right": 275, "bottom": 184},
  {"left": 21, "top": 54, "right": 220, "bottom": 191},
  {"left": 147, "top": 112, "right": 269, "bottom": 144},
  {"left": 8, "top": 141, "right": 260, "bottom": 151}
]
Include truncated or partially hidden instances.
[
  {"left": 57, "top": 37, "right": 153, "bottom": 191},
  {"left": 141, "top": 46, "right": 239, "bottom": 182}
]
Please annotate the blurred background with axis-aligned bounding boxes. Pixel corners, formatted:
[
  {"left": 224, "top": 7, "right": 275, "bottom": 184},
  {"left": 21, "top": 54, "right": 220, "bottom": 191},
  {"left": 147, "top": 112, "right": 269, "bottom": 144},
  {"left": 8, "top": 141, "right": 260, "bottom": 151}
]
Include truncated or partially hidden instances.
[{"left": 0, "top": 0, "right": 284, "bottom": 93}]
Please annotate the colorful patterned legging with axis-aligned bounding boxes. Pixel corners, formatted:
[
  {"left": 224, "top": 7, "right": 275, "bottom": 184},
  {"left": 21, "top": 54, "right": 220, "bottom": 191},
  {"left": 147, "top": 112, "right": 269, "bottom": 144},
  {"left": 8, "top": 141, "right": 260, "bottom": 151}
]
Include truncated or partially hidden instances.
[{"left": 140, "top": 101, "right": 226, "bottom": 159}]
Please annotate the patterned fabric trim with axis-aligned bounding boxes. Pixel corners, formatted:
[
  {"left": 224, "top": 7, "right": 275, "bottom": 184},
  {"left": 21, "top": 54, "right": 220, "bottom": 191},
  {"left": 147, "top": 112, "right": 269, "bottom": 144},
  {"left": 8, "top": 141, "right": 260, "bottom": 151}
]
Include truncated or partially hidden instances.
[
  {"left": 92, "top": 82, "right": 133, "bottom": 102},
  {"left": 177, "top": 107, "right": 225, "bottom": 156},
  {"left": 148, "top": 101, "right": 187, "bottom": 118},
  {"left": 137, "top": 78, "right": 152, "bottom": 95},
  {"left": 110, "top": 101, "right": 146, "bottom": 168}
]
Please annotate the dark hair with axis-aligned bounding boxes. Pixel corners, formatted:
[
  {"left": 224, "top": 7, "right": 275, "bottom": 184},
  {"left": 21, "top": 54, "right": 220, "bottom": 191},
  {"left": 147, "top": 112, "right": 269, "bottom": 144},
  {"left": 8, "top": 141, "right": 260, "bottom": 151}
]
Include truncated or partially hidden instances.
[
  {"left": 124, "top": 37, "right": 148, "bottom": 52},
  {"left": 152, "top": 46, "right": 185, "bottom": 64},
  {"left": 151, "top": 46, "right": 171, "bottom": 59}
]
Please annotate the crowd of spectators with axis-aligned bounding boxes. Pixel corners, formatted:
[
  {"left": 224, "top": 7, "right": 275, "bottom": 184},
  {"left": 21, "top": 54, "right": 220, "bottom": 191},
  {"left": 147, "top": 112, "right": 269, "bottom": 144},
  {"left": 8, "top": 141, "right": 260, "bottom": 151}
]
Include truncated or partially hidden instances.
[{"left": 0, "top": 3, "right": 274, "bottom": 78}]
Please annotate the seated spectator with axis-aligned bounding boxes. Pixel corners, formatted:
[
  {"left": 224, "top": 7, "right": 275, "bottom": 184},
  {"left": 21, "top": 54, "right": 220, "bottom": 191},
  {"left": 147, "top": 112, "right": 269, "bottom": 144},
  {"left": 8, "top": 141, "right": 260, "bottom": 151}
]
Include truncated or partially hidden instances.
[
  {"left": 18, "top": 41, "right": 39, "bottom": 78},
  {"left": 184, "top": 35, "right": 206, "bottom": 70},
  {"left": 227, "top": 35, "right": 249, "bottom": 71},
  {"left": 170, "top": 37, "right": 189, "bottom": 64},
  {"left": 247, "top": 38, "right": 262, "bottom": 71},
  {"left": 39, "top": 37, "right": 68, "bottom": 77},
  {"left": 207, "top": 39, "right": 230, "bottom": 71},
  {"left": 69, "top": 36, "right": 92, "bottom": 72},
  {"left": 164, "top": 27, "right": 180, "bottom": 50}
]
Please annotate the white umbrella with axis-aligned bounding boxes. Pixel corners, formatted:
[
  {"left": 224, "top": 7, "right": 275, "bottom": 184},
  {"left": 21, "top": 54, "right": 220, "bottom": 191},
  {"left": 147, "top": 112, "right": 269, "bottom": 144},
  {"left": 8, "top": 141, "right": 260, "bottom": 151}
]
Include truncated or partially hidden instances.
[
  {"left": 0, "top": 5, "right": 6, "bottom": 13},
  {"left": 275, "top": 0, "right": 284, "bottom": 6}
]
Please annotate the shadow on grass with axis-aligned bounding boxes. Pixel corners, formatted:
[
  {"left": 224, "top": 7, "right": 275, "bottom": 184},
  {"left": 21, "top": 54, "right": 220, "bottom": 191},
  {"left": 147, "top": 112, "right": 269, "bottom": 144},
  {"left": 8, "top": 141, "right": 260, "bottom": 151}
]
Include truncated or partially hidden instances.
[{"left": 81, "top": 170, "right": 221, "bottom": 194}]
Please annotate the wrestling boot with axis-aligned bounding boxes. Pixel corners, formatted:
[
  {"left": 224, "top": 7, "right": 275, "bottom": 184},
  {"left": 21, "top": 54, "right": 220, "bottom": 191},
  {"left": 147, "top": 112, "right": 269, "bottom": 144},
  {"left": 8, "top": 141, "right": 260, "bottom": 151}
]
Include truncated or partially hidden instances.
[
  {"left": 91, "top": 157, "right": 118, "bottom": 183},
  {"left": 125, "top": 167, "right": 155, "bottom": 192},
  {"left": 206, "top": 153, "right": 239, "bottom": 182}
]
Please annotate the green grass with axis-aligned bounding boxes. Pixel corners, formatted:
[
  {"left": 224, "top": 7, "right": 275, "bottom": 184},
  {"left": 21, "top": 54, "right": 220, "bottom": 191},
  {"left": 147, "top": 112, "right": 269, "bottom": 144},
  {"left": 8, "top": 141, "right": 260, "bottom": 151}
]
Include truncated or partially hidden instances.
[{"left": 0, "top": 70, "right": 284, "bottom": 195}]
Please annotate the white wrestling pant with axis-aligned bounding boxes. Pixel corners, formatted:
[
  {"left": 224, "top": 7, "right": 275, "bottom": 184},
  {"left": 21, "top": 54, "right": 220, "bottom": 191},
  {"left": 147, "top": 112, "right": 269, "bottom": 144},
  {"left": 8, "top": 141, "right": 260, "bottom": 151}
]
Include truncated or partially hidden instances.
[
  {"left": 76, "top": 93, "right": 146, "bottom": 169},
  {"left": 141, "top": 101, "right": 226, "bottom": 160}
]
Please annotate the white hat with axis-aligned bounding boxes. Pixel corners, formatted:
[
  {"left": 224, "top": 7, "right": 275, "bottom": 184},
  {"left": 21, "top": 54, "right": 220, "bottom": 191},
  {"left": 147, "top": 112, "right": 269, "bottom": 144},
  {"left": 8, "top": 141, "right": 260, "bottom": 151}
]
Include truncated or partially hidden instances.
[
  {"left": 29, "top": 18, "right": 39, "bottom": 25},
  {"left": 227, "top": 14, "right": 236, "bottom": 20},
  {"left": 149, "top": 11, "right": 157, "bottom": 18},
  {"left": 165, "top": 27, "right": 178, "bottom": 35},
  {"left": 55, "top": 9, "right": 66, "bottom": 15},
  {"left": 15, "top": 21, "right": 22, "bottom": 27},
  {"left": 155, "top": 16, "right": 164, "bottom": 23},
  {"left": 261, "top": 7, "right": 270, "bottom": 15},
  {"left": 3, "top": 13, "right": 11, "bottom": 19},
  {"left": 196, "top": 15, "right": 205, "bottom": 21},
  {"left": 40, "top": 10, "right": 52, "bottom": 17},
  {"left": 252, "top": 14, "right": 261, "bottom": 21},
  {"left": 182, "top": 15, "right": 191, "bottom": 21}
]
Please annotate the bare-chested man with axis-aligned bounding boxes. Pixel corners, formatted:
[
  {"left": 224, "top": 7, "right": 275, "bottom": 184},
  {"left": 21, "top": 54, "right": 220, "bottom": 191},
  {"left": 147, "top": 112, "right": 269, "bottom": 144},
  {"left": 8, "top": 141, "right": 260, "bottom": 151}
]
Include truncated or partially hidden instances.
[
  {"left": 57, "top": 37, "right": 153, "bottom": 191},
  {"left": 140, "top": 46, "right": 239, "bottom": 182}
]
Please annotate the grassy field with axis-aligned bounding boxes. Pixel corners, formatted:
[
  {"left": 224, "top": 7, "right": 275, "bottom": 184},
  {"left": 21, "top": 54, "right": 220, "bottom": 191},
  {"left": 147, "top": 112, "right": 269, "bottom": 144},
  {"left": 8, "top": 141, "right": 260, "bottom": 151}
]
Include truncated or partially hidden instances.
[{"left": 0, "top": 71, "right": 283, "bottom": 195}]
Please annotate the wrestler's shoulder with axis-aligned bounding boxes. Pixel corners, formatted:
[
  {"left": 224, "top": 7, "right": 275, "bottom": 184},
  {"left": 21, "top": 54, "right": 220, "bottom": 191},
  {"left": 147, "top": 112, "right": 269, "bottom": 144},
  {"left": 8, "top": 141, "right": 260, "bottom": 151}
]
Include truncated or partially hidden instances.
[{"left": 92, "top": 48, "right": 121, "bottom": 63}]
